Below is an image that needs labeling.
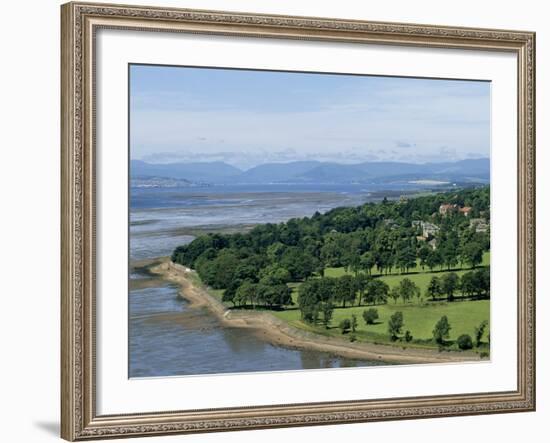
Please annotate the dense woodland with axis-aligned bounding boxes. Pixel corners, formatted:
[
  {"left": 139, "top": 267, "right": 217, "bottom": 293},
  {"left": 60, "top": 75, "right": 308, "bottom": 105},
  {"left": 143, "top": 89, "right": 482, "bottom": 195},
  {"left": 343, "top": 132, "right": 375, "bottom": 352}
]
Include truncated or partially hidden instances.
[{"left": 172, "top": 187, "right": 490, "bottom": 329}]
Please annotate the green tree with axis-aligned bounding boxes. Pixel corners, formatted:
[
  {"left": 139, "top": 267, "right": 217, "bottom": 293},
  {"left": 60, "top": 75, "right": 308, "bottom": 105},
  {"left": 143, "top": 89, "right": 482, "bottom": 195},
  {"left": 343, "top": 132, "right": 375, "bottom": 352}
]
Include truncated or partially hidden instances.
[
  {"left": 398, "top": 278, "right": 420, "bottom": 304},
  {"left": 390, "top": 286, "right": 400, "bottom": 304},
  {"left": 318, "top": 277, "right": 337, "bottom": 303},
  {"left": 397, "top": 244, "right": 417, "bottom": 274},
  {"left": 347, "top": 251, "right": 362, "bottom": 276},
  {"left": 360, "top": 251, "right": 375, "bottom": 275},
  {"left": 258, "top": 265, "right": 291, "bottom": 286},
  {"left": 426, "top": 276, "right": 442, "bottom": 301},
  {"left": 280, "top": 247, "right": 317, "bottom": 281},
  {"left": 354, "top": 273, "right": 369, "bottom": 307},
  {"left": 474, "top": 268, "right": 490, "bottom": 298},
  {"left": 461, "top": 242, "right": 484, "bottom": 268},
  {"left": 418, "top": 245, "right": 431, "bottom": 270},
  {"left": 441, "top": 272, "right": 459, "bottom": 302},
  {"left": 254, "top": 283, "right": 270, "bottom": 307},
  {"left": 339, "top": 318, "right": 352, "bottom": 334},
  {"left": 426, "top": 249, "right": 443, "bottom": 272},
  {"left": 433, "top": 315, "right": 451, "bottom": 345},
  {"left": 233, "top": 262, "right": 259, "bottom": 282},
  {"left": 195, "top": 249, "right": 239, "bottom": 289},
  {"left": 321, "top": 302, "right": 334, "bottom": 329},
  {"left": 335, "top": 275, "right": 357, "bottom": 308},
  {"left": 297, "top": 280, "right": 320, "bottom": 322},
  {"left": 320, "top": 232, "right": 350, "bottom": 267},
  {"left": 363, "top": 308, "right": 379, "bottom": 325},
  {"left": 388, "top": 311, "right": 404, "bottom": 341},
  {"left": 460, "top": 271, "right": 476, "bottom": 298},
  {"left": 266, "top": 242, "right": 286, "bottom": 262},
  {"left": 172, "top": 233, "right": 228, "bottom": 268},
  {"left": 235, "top": 281, "right": 257, "bottom": 308},
  {"left": 440, "top": 229, "right": 460, "bottom": 270},
  {"left": 474, "top": 320, "right": 489, "bottom": 347},
  {"left": 264, "top": 284, "right": 292, "bottom": 308},
  {"left": 457, "top": 334, "right": 473, "bottom": 350},
  {"left": 221, "top": 279, "right": 242, "bottom": 306},
  {"left": 351, "top": 314, "right": 358, "bottom": 333},
  {"left": 364, "top": 279, "right": 389, "bottom": 305}
]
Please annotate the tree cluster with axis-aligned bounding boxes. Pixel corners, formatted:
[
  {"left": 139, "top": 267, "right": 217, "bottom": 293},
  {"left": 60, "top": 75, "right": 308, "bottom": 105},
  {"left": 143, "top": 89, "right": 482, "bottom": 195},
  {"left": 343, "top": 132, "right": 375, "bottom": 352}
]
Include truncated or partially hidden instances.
[
  {"left": 171, "top": 187, "right": 490, "bottom": 312},
  {"left": 297, "top": 275, "right": 393, "bottom": 324},
  {"left": 426, "top": 268, "right": 490, "bottom": 302}
]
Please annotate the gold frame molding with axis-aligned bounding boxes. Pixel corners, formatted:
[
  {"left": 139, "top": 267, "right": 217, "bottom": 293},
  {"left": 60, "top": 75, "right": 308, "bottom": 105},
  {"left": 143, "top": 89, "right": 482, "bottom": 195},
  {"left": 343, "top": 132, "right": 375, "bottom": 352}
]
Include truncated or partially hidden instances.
[{"left": 61, "top": 2, "right": 536, "bottom": 440}]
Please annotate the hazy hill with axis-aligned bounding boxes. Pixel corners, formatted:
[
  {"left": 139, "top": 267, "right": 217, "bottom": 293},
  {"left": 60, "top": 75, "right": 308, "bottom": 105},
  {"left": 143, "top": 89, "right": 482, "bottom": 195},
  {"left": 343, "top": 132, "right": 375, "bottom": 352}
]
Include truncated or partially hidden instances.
[
  {"left": 297, "top": 159, "right": 489, "bottom": 183},
  {"left": 130, "top": 158, "right": 489, "bottom": 185},
  {"left": 237, "top": 161, "right": 321, "bottom": 183},
  {"left": 130, "top": 160, "right": 242, "bottom": 183},
  {"left": 297, "top": 161, "right": 425, "bottom": 182}
]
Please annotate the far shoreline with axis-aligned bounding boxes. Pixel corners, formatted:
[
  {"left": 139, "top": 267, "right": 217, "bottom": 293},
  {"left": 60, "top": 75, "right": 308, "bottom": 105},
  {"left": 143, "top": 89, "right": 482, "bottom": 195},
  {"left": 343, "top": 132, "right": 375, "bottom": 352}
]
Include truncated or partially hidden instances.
[{"left": 144, "top": 257, "right": 483, "bottom": 366}]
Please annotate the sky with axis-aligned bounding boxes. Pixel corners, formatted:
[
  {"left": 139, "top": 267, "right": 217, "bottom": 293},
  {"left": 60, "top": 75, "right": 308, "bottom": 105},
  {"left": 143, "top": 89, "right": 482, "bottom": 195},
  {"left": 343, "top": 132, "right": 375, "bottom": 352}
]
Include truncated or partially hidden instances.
[{"left": 130, "top": 64, "right": 490, "bottom": 170}]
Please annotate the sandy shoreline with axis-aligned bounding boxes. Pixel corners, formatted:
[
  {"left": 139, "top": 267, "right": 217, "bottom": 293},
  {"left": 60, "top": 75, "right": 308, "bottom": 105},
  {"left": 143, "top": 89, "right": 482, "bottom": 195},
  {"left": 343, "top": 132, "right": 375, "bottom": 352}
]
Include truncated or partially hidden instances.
[{"left": 146, "top": 257, "right": 482, "bottom": 365}]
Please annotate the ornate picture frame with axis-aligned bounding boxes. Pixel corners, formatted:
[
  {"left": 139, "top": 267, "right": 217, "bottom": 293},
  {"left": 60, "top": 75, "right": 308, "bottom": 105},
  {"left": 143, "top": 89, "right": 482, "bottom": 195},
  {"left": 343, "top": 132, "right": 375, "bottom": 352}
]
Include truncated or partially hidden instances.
[{"left": 61, "top": 2, "right": 535, "bottom": 440}]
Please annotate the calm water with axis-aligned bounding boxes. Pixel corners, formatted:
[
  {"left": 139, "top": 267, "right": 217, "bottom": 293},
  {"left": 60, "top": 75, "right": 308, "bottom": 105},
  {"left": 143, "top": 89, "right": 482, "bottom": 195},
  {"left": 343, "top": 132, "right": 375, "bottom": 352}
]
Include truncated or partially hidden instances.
[
  {"left": 129, "top": 184, "right": 425, "bottom": 377},
  {"left": 129, "top": 279, "right": 388, "bottom": 377}
]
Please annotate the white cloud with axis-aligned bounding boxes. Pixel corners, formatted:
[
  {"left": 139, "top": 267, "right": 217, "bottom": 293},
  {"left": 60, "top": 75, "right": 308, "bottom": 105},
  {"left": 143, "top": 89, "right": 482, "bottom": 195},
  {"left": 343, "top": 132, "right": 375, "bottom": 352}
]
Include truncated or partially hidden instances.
[{"left": 130, "top": 72, "right": 490, "bottom": 168}]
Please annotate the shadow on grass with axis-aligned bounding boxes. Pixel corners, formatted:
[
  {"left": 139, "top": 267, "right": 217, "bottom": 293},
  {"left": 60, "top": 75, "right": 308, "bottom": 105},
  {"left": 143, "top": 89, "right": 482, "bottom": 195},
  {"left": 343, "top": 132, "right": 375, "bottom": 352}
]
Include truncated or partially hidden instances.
[
  {"left": 366, "top": 320, "right": 384, "bottom": 326},
  {"left": 368, "top": 264, "right": 489, "bottom": 278}
]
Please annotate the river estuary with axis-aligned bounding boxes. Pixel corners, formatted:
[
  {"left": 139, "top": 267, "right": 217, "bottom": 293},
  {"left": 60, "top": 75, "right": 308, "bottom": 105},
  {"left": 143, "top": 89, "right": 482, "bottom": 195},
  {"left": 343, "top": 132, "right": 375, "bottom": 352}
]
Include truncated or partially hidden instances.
[{"left": 129, "top": 184, "right": 426, "bottom": 377}]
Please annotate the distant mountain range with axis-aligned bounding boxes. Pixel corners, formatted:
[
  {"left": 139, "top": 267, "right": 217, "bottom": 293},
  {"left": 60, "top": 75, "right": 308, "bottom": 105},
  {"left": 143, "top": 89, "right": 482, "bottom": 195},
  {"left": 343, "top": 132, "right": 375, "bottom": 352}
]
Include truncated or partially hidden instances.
[
  {"left": 130, "top": 158, "right": 489, "bottom": 186},
  {"left": 131, "top": 160, "right": 242, "bottom": 183}
]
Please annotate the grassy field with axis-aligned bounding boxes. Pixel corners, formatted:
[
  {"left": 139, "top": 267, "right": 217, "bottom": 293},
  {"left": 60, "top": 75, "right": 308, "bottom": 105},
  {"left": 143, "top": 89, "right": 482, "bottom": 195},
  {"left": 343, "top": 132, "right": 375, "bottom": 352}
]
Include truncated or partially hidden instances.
[
  {"left": 192, "top": 252, "right": 490, "bottom": 353},
  {"left": 278, "top": 253, "right": 490, "bottom": 352},
  {"left": 273, "top": 298, "right": 489, "bottom": 349}
]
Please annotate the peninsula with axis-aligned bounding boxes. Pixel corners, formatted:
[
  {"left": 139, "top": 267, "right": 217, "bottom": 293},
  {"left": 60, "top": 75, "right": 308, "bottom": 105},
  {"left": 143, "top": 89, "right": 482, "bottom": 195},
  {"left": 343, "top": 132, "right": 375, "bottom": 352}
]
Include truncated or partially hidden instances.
[{"left": 164, "top": 187, "right": 491, "bottom": 364}]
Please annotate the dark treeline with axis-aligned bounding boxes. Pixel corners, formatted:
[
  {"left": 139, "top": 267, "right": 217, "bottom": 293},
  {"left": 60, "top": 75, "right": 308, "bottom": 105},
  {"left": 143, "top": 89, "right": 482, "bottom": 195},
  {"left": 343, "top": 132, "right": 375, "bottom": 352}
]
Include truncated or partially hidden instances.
[
  {"left": 427, "top": 269, "right": 490, "bottom": 302},
  {"left": 171, "top": 186, "right": 490, "bottom": 311},
  {"left": 297, "top": 268, "right": 489, "bottom": 326}
]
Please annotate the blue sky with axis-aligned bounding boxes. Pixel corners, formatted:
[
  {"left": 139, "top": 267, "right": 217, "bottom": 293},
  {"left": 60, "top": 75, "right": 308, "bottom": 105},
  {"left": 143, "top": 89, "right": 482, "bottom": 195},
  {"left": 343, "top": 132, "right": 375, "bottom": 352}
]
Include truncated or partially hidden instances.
[{"left": 130, "top": 64, "right": 490, "bottom": 169}]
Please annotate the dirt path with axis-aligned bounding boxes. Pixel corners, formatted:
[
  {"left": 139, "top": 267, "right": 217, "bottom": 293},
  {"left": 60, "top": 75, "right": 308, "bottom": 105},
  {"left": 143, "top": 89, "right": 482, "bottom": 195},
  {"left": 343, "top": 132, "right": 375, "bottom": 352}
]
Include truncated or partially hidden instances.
[{"left": 148, "top": 258, "right": 482, "bottom": 365}]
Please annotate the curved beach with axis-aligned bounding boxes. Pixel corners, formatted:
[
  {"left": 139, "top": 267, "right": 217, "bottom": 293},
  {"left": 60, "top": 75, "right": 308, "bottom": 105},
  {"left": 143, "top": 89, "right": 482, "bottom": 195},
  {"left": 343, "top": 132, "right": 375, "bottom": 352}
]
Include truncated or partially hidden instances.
[{"left": 147, "top": 257, "right": 481, "bottom": 365}]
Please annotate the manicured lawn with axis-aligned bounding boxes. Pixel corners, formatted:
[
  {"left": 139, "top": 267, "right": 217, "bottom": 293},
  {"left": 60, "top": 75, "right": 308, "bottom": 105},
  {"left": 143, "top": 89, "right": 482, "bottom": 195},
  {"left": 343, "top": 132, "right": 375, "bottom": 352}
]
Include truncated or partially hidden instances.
[
  {"left": 378, "top": 271, "right": 468, "bottom": 293},
  {"left": 192, "top": 252, "right": 491, "bottom": 352},
  {"left": 274, "top": 253, "right": 491, "bottom": 350},
  {"left": 273, "top": 299, "right": 490, "bottom": 347}
]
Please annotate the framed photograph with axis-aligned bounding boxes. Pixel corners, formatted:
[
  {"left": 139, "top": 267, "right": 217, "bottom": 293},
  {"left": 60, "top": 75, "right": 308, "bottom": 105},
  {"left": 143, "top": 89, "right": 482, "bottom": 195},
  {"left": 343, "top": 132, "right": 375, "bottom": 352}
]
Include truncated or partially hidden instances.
[{"left": 61, "top": 2, "right": 536, "bottom": 440}]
